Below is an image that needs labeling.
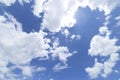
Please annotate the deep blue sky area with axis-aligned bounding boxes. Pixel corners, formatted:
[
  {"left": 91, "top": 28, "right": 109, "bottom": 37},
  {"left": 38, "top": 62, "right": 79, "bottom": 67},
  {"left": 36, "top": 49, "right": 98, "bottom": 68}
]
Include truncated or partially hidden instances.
[
  {"left": 0, "top": 1, "right": 120, "bottom": 80},
  {"left": 5, "top": 2, "right": 43, "bottom": 33}
]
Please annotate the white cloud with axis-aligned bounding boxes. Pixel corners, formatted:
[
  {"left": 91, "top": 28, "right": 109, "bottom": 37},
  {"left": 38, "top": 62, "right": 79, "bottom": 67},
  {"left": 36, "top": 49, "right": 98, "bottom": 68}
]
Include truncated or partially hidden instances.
[
  {"left": 0, "top": 12, "right": 49, "bottom": 79},
  {"left": 115, "top": 16, "right": 120, "bottom": 20},
  {"left": 35, "top": 0, "right": 120, "bottom": 32},
  {"left": 71, "top": 34, "right": 81, "bottom": 40},
  {"left": 0, "top": 0, "right": 16, "bottom": 6},
  {"left": 0, "top": 0, "right": 31, "bottom": 6},
  {"left": 102, "top": 53, "right": 119, "bottom": 77},
  {"left": 86, "top": 53, "right": 119, "bottom": 79},
  {"left": 1, "top": 0, "right": 120, "bottom": 32},
  {"left": 32, "top": 0, "right": 46, "bottom": 17},
  {"left": 35, "top": 67, "right": 46, "bottom": 72},
  {"left": 115, "top": 16, "right": 120, "bottom": 27},
  {"left": 79, "top": 0, "right": 120, "bottom": 15},
  {"left": 41, "top": 0, "right": 79, "bottom": 32},
  {"left": 86, "top": 26, "right": 120, "bottom": 79},
  {"left": 88, "top": 27, "right": 119, "bottom": 57},
  {"left": 31, "top": 0, "right": 120, "bottom": 32},
  {"left": 18, "top": 0, "right": 31, "bottom": 5},
  {"left": 50, "top": 38, "right": 73, "bottom": 71},
  {"left": 103, "top": 15, "right": 111, "bottom": 26},
  {"left": 50, "top": 78, "right": 54, "bottom": 80},
  {"left": 99, "top": 26, "right": 111, "bottom": 36},
  {"left": 0, "top": 12, "right": 73, "bottom": 79},
  {"left": 20, "top": 66, "right": 32, "bottom": 76},
  {"left": 53, "top": 62, "right": 68, "bottom": 71},
  {"left": 61, "top": 29, "right": 70, "bottom": 38},
  {"left": 51, "top": 46, "right": 72, "bottom": 62},
  {"left": 85, "top": 59, "right": 103, "bottom": 79}
]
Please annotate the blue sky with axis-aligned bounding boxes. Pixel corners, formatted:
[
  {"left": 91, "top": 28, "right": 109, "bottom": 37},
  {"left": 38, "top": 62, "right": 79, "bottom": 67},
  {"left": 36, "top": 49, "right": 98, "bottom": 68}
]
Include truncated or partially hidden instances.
[{"left": 0, "top": 0, "right": 120, "bottom": 80}]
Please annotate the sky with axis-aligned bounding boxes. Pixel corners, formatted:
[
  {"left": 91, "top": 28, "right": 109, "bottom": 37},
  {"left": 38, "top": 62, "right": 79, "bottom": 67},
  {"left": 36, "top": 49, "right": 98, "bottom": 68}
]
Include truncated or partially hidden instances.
[{"left": 0, "top": 0, "right": 120, "bottom": 80}]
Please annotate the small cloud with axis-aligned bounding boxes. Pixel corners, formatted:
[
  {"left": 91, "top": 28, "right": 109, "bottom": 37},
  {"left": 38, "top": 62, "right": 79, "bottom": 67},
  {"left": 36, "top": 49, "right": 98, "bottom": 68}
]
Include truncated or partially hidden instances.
[
  {"left": 71, "top": 34, "right": 81, "bottom": 40},
  {"left": 61, "top": 29, "right": 70, "bottom": 38},
  {"left": 53, "top": 62, "right": 68, "bottom": 72}
]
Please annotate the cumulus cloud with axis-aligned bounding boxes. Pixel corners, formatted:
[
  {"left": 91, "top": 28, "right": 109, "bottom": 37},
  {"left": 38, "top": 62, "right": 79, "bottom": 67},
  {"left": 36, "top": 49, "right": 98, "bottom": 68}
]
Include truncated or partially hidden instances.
[
  {"left": 115, "top": 16, "right": 120, "bottom": 27},
  {"left": 51, "top": 38, "right": 72, "bottom": 62},
  {"left": 86, "top": 53, "right": 119, "bottom": 79},
  {"left": 0, "top": 0, "right": 16, "bottom": 6},
  {"left": 0, "top": 12, "right": 49, "bottom": 79},
  {"left": 71, "top": 34, "right": 81, "bottom": 40},
  {"left": 1, "top": 0, "right": 120, "bottom": 32},
  {"left": 41, "top": 0, "right": 78, "bottom": 32},
  {"left": 32, "top": 0, "right": 46, "bottom": 17},
  {"left": 61, "top": 29, "right": 70, "bottom": 38},
  {"left": 88, "top": 26, "right": 119, "bottom": 57},
  {"left": 86, "top": 59, "right": 103, "bottom": 79},
  {"left": 79, "top": 0, "right": 120, "bottom": 15},
  {"left": 102, "top": 53, "right": 119, "bottom": 77},
  {"left": 32, "top": 0, "right": 120, "bottom": 32},
  {"left": 0, "top": 0, "right": 31, "bottom": 6},
  {"left": 86, "top": 26, "right": 120, "bottom": 79},
  {"left": 0, "top": 12, "right": 73, "bottom": 79}
]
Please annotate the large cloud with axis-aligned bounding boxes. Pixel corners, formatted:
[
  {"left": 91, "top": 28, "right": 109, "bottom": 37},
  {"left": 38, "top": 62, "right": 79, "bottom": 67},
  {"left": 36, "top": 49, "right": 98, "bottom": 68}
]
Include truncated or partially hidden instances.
[
  {"left": 1, "top": 0, "right": 120, "bottom": 32},
  {"left": 86, "top": 26, "right": 120, "bottom": 79},
  {"left": 41, "top": 0, "right": 78, "bottom": 32},
  {"left": 32, "top": 0, "right": 120, "bottom": 32},
  {"left": 79, "top": 0, "right": 120, "bottom": 15},
  {"left": 0, "top": 12, "right": 73, "bottom": 79}
]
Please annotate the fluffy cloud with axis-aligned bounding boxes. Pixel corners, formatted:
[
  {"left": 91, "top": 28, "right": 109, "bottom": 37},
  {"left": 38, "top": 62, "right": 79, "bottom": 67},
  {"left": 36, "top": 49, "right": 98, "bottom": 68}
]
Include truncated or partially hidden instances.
[
  {"left": 0, "top": 12, "right": 49, "bottom": 79},
  {"left": 79, "top": 0, "right": 120, "bottom": 15},
  {"left": 0, "top": 0, "right": 31, "bottom": 6},
  {"left": 41, "top": 0, "right": 78, "bottom": 32},
  {"left": 102, "top": 53, "right": 119, "bottom": 77},
  {"left": 0, "top": 12, "right": 73, "bottom": 79},
  {"left": 0, "top": 0, "right": 16, "bottom": 6},
  {"left": 18, "top": 0, "right": 31, "bottom": 5},
  {"left": 86, "top": 26, "right": 120, "bottom": 79},
  {"left": 71, "top": 34, "right": 81, "bottom": 40},
  {"left": 1, "top": 0, "right": 120, "bottom": 32},
  {"left": 32, "top": 0, "right": 46, "bottom": 17},
  {"left": 86, "top": 59, "right": 103, "bottom": 79},
  {"left": 61, "top": 29, "right": 70, "bottom": 38},
  {"left": 115, "top": 16, "right": 120, "bottom": 27},
  {"left": 86, "top": 53, "right": 119, "bottom": 79},
  {"left": 51, "top": 38, "right": 72, "bottom": 62},
  {"left": 88, "top": 26, "right": 119, "bottom": 57},
  {"left": 33, "top": 0, "right": 120, "bottom": 32}
]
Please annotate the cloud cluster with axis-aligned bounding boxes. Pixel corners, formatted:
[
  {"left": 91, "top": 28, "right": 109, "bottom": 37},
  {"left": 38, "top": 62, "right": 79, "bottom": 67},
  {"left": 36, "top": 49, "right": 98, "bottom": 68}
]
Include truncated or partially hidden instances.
[
  {"left": 79, "top": 0, "right": 120, "bottom": 15},
  {"left": 0, "top": 12, "right": 73, "bottom": 79},
  {"left": 32, "top": 0, "right": 120, "bottom": 32},
  {"left": 0, "top": 0, "right": 31, "bottom": 6},
  {"left": 0, "top": 0, "right": 120, "bottom": 79},
  {"left": 1, "top": 0, "right": 120, "bottom": 32},
  {"left": 86, "top": 26, "right": 120, "bottom": 79}
]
